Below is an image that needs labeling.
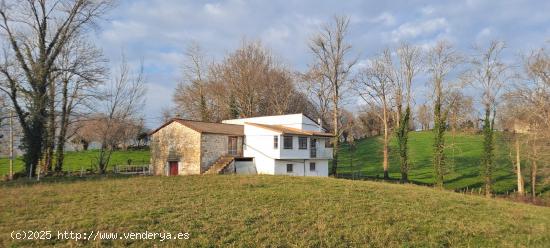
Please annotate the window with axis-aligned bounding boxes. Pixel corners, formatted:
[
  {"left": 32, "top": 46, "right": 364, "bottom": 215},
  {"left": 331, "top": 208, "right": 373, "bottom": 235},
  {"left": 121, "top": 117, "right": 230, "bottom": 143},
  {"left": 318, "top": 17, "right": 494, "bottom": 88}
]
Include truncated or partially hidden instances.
[
  {"left": 309, "top": 162, "right": 316, "bottom": 171},
  {"left": 298, "top": 137, "right": 308, "bottom": 150},
  {"left": 273, "top": 136, "right": 278, "bottom": 149},
  {"left": 325, "top": 139, "right": 333, "bottom": 148},
  {"left": 286, "top": 164, "right": 293, "bottom": 173},
  {"left": 283, "top": 136, "right": 293, "bottom": 149}
]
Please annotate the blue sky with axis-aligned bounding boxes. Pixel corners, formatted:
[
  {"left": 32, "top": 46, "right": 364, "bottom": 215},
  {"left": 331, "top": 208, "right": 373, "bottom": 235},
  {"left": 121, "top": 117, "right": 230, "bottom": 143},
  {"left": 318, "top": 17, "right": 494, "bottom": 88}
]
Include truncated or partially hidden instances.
[{"left": 93, "top": 0, "right": 550, "bottom": 128}]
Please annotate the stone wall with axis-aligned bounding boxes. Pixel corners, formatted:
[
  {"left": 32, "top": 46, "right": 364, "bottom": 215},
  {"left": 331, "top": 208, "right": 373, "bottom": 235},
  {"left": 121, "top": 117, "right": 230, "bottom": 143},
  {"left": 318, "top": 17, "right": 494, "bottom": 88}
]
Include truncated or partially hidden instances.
[
  {"left": 200, "top": 134, "right": 243, "bottom": 173},
  {"left": 150, "top": 122, "right": 202, "bottom": 175},
  {"left": 200, "top": 134, "right": 227, "bottom": 173}
]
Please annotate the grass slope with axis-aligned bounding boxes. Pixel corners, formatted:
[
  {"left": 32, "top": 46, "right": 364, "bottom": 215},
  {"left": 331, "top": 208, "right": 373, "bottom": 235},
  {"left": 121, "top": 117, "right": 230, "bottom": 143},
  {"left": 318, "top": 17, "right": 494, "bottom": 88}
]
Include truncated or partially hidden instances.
[
  {"left": 338, "top": 131, "right": 519, "bottom": 193},
  {"left": 0, "top": 149, "right": 150, "bottom": 177},
  {"left": 1, "top": 176, "right": 549, "bottom": 247}
]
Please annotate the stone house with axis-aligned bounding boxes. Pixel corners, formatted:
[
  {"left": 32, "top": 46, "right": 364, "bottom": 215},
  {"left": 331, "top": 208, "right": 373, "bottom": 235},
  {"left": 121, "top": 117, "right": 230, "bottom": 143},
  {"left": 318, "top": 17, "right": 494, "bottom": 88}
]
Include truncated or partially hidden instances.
[
  {"left": 150, "top": 114, "right": 333, "bottom": 177},
  {"left": 149, "top": 119, "right": 244, "bottom": 175}
]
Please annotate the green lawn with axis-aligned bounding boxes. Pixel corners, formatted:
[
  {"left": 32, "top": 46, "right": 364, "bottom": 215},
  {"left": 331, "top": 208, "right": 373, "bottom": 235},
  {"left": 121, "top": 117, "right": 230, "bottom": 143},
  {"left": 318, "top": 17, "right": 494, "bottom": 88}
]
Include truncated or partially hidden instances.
[
  {"left": 0, "top": 149, "right": 150, "bottom": 176},
  {"left": 1, "top": 175, "right": 549, "bottom": 247},
  {"left": 337, "top": 131, "right": 521, "bottom": 194}
]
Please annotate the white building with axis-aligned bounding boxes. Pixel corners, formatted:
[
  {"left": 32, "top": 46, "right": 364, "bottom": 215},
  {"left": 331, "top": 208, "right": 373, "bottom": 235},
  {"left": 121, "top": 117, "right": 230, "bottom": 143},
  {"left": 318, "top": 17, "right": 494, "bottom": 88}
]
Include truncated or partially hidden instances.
[{"left": 222, "top": 114, "right": 333, "bottom": 177}]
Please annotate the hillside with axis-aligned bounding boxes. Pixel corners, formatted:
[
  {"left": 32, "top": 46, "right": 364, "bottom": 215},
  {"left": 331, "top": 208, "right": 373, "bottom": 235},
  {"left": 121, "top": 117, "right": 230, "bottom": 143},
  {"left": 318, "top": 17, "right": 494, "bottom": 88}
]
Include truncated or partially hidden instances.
[
  {"left": 0, "top": 149, "right": 150, "bottom": 177},
  {"left": 1, "top": 176, "right": 549, "bottom": 247},
  {"left": 338, "top": 131, "right": 523, "bottom": 194}
]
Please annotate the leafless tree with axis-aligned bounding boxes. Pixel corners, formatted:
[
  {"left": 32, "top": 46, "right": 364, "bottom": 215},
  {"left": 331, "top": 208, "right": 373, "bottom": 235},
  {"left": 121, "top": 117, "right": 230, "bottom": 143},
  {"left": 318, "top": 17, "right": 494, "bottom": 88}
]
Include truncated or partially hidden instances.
[
  {"left": 355, "top": 50, "right": 394, "bottom": 179},
  {"left": 426, "top": 40, "right": 462, "bottom": 188},
  {"left": 300, "top": 64, "right": 332, "bottom": 127},
  {"left": 357, "top": 105, "right": 383, "bottom": 137},
  {"left": 416, "top": 102, "right": 432, "bottom": 131},
  {"left": 309, "top": 15, "right": 357, "bottom": 176},
  {"left": 504, "top": 47, "right": 550, "bottom": 198},
  {"left": 261, "top": 67, "right": 296, "bottom": 115},
  {"left": 95, "top": 55, "right": 146, "bottom": 173},
  {"left": 52, "top": 37, "right": 106, "bottom": 172},
  {"left": 173, "top": 42, "right": 212, "bottom": 121},
  {"left": 393, "top": 43, "right": 423, "bottom": 182},
  {"left": 467, "top": 40, "right": 510, "bottom": 197},
  {"left": 447, "top": 90, "right": 475, "bottom": 133},
  {"left": 0, "top": 0, "right": 112, "bottom": 176}
]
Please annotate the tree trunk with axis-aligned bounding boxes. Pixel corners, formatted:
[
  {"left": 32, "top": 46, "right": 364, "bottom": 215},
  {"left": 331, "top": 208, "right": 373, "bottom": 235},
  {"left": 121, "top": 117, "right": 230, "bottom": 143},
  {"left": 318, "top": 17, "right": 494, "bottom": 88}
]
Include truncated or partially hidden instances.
[
  {"left": 433, "top": 93, "right": 445, "bottom": 189},
  {"left": 398, "top": 106, "right": 410, "bottom": 183},
  {"left": 331, "top": 94, "right": 339, "bottom": 176},
  {"left": 45, "top": 77, "right": 56, "bottom": 173},
  {"left": 382, "top": 105, "right": 389, "bottom": 179},
  {"left": 515, "top": 137, "right": 524, "bottom": 195},
  {"left": 531, "top": 158, "right": 537, "bottom": 199},
  {"left": 55, "top": 80, "right": 70, "bottom": 172},
  {"left": 23, "top": 114, "right": 46, "bottom": 177},
  {"left": 481, "top": 107, "right": 494, "bottom": 198}
]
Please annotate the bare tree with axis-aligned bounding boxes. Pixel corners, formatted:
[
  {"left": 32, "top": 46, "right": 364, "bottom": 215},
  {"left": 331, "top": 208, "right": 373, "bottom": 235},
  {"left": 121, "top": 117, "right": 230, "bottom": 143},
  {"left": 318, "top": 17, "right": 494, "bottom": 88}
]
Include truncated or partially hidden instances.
[
  {"left": 447, "top": 90, "right": 475, "bottom": 133},
  {"left": 95, "top": 56, "right": 146, "bottom": 173},
  {"left": 261, "top": 67, "right": 296, "bottom": 115},
  {"left": 416, "top": 102, "right": 432, "bottom": 131},
  {"left": 468, "top": 40, "right": 510, "bottom": 197},
  {"left": 300, "top": 64, "right": 331, "bottom": 127},
  {"left": 393, "top": 43, "right": 423, "bottom": 183},
  {"left": 500, "top": 99, "right": 528, "bottom": 196},
  {"left": 0, "top": 0, "right": 112, "bottom": 176},
  {"left": 173, "top": 42, "right": 212, "bottom": 121},
  {"left": 505, "top": 47, "right": 550, "bottom": 198},
  {"left": 309, "top": 15, "right": 357, "bottom": 176},
  {"left": 52, "top": 37, "right": 106, "bottom": 172},
  {"left": 355, "top": 50, "right": 394, "bottom": 179},
  {"left": 426, "top": 40, "right": 462, "bottom": 188},
  {"left": 357, "top": 105, "right": 383, "bottom": 137},
  {"left": 173, "top": 40, "right": 314, "bottom": 122}
]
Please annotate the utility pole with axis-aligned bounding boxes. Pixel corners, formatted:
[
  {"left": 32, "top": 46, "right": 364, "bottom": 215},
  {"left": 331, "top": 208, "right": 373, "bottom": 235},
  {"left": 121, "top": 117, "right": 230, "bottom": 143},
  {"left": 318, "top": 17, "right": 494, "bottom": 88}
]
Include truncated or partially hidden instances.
[{"left": 9, "top": 109, "right": 13, "bottom": 180}]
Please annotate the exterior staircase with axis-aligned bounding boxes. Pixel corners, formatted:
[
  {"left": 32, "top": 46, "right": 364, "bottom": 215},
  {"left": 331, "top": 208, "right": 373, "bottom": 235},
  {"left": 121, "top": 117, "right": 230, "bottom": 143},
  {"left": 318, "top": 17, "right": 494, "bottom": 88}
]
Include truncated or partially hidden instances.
[{"left": 204, "top": 156, "right": 235, "bottom": 174}]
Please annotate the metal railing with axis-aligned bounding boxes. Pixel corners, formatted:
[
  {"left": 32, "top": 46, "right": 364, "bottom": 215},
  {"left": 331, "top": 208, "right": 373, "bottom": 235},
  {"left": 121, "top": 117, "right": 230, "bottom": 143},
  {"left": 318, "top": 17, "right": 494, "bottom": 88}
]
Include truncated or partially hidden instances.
[{"left": 113, "top": 164, "right": 152, "bottom": 175}]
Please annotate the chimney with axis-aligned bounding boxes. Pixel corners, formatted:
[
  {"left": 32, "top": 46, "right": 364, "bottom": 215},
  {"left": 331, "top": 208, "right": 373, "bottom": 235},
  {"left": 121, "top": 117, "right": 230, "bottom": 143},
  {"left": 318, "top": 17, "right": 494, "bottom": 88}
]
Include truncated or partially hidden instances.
[{"left": 318, "top": 118, "right": 322, "bottom": 131}]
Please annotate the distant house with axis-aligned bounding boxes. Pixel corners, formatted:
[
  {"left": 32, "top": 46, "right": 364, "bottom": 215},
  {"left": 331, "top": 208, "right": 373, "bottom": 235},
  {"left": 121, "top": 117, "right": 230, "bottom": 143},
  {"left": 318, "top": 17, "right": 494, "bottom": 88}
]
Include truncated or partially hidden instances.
[{"left": 149, "top": 114, "right": 333, "bottom": 176}]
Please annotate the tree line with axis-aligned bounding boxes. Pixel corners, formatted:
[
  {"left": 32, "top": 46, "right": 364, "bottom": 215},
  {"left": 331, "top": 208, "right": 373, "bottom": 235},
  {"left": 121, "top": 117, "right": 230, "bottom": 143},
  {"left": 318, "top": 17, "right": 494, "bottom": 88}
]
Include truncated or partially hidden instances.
[
  {"left": 0, "top": 1, "right": 547, "bottom": 196},
  {"left": 0, "top": 0, "right": 146, "bottom": 177},
  {"left": 174, "top": 16, "right": 548, "bottom": 197}
]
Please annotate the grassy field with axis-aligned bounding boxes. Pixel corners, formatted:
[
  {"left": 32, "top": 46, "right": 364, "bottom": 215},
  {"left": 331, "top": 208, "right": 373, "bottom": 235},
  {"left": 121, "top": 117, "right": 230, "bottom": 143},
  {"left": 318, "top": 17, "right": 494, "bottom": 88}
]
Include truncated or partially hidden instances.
[
  {"left": 337, "top": 131, "right": 527, "bottom": 194},
  {"left": 0, "top": 149, "right": 150, "bottom": 177},
  {"left": 1, "top": 175, "right": 549, "bottom": 247}
]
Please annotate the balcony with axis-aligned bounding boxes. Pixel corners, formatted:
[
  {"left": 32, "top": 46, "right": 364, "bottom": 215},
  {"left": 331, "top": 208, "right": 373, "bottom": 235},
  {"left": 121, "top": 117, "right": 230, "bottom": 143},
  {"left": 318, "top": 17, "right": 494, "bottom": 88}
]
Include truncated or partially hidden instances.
[{"left": 310, "top": 148, "right": 333, "bottom": 159}]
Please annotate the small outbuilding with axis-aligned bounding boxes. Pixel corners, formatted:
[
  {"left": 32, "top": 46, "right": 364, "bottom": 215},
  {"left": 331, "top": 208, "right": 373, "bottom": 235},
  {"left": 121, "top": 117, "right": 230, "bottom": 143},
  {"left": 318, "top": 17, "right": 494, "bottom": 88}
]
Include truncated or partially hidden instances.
[{"left": 149, "top": 119, "right": 244, "bottom": 176}]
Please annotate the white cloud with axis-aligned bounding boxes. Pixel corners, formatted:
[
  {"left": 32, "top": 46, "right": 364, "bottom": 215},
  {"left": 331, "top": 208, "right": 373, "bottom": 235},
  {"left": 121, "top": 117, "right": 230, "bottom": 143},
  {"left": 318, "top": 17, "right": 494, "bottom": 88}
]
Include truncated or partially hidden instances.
[
  {"left": 389, "top": 18, "right": 449, "bottom": 42},
  {"left": 93, "top": 0, "right": 550, "bottom": 127},
  {"left": 420, "top": 6, "right": 435, "bottom": 15},
  {"left": 475, "top": 27, "right": 492, "bottom": 43},
  {"left": 204, "top": 3, "right": 224, "bottom": 16},
  {"left": 368, "top": 12, "right": 396, "bottom": 26}
]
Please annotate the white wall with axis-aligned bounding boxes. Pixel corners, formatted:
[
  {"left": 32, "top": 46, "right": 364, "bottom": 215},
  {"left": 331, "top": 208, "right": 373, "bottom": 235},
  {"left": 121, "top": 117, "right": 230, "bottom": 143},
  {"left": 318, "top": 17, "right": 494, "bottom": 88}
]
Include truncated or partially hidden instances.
[
  {"left": 224, "top": 114, "right": 330, "bottom": 177},
  {"left": 242, "top": 124, "right": 280, "bottom": 159},
  {"left": 235, "top": 161, "right": 256, "bottom": 175},
  {"left": 223, "top": 114, "right": 324, "bottom": 131},
  {"left": 273, "top": 159, "right": 328, "bottom": 177}
]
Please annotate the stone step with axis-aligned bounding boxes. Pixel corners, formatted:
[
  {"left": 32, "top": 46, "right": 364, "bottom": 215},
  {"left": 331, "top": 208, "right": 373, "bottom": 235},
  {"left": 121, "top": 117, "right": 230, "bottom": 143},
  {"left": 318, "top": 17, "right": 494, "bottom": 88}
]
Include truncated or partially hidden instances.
[{"left": 204, "top": 156, "right": 235, "bottom": 174}]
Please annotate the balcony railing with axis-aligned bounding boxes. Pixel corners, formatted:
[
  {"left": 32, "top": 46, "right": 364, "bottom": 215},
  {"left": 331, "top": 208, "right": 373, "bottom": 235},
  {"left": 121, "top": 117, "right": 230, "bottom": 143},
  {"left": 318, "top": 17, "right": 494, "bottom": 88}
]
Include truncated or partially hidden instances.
[{"left": 311, "top": 148, "right": 333, "bottom": 159}]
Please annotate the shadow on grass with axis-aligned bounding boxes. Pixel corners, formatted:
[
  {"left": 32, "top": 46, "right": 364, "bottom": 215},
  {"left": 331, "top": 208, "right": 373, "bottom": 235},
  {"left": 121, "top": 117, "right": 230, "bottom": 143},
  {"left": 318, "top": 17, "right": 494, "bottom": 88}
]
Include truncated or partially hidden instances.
[
  {"left": 0, "top": 174, "right": 144, "bottom": 188},
  {"left": 335, "top": 173, "right": 434, "bottom": 187}
]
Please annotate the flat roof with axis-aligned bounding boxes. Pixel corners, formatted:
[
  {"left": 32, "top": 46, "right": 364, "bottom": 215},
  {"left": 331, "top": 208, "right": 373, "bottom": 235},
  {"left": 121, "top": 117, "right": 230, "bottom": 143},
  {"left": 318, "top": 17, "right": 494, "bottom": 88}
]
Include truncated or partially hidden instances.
[{"left": 245, "top": 122, "right": 333, "bottom": 137}]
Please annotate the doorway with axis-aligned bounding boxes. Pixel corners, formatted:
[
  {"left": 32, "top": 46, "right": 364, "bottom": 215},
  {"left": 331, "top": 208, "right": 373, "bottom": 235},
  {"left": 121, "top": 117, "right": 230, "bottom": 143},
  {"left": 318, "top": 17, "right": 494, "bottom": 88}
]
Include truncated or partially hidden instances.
[
  {"left": 310, "top": 138, "right": 317, "bottom": 158},
  {"left": 169, "top": 161, "right": 179, "bottom": 176},
  {"left": 228, "top": 136, "right": 238, "bottom": 156}
]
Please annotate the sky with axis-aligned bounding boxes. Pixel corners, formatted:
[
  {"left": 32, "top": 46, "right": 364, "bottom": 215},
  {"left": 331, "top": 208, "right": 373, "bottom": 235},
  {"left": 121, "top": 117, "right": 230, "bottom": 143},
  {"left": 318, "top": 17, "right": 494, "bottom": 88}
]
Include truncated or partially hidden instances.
[{"left": 92, "top": 0, "right": 550, "bottom": 128}]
